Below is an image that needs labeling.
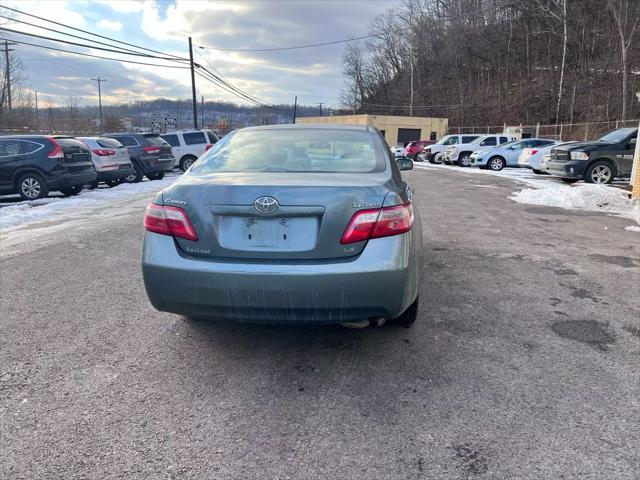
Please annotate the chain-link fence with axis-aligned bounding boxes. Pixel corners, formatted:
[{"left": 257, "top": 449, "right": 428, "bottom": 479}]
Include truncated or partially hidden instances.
[{"left": 447, "top": 119, "right": 639, "bottom": 141}]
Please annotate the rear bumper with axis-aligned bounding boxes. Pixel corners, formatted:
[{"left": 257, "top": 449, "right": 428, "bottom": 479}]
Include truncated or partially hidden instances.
[
  {"left": 97, "top": 165, "right": 135, "bottom": 181},
  {"left": 141, "top": 230, "right": 422, "bottom": 324},
  {"left": 140, "top": 157, "right": 175, "bottom": 174},
  {"left": 548, "top": 160, "right": 586, "bottom": 179},
  {"left": 47, "top": 170, "right": 97, "bottom": 190}
]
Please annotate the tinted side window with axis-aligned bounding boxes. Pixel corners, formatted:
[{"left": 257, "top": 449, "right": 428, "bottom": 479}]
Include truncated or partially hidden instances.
[
  {"left": 206, "top": 132, "right": 218, "bottom": 144},
  {"left": 480, "top": 137, "right": 497, "bottom": 146},
  {"left": 538, "top": 140, "right": 555, "bottom": 147},
  {"left": 461, "top": 136, "right": 477, "bottom": 143},
  {"left": 444, "top": 137, "right": 458, "bottom": 145},
  {"left": 20, "top": 140, "right": 43, "bottom": 154},
  {"left": 162, "top": 134, "right": 180, "bottom": 147},
  {"left": 0, "top": 139, "right": 21, "bottom": 156},
  {"left": 183, "top": 132, "right": 207, "bottom": 145},
  {"left": 499, "top": 137, "right": 509, "bottom": 144}
]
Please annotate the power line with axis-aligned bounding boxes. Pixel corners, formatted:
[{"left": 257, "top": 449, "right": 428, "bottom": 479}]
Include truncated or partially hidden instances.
[
  {"left": 0, "top": 26, "right": 188, "bottom": 62},
  {"left": 198, "top": 2, "right": 515, "bottom": 52},
  {"left": 0, "top": 14, "right": 185, "bottom": 61},
  {"left": 5, "top": 38, "right": 190, "bottom": 69},
  {"left": 0, "top": 4, "right": 189, "bottom": 62}
]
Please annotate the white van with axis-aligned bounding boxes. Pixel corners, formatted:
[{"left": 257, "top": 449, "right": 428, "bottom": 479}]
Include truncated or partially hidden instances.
[{"left": 161, "top": 129, "right": 219, "bottom": 171}]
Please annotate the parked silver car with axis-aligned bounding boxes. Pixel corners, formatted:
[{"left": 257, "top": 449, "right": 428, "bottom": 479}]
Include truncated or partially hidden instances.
[
  {"left": 142, "top": 125, "right": 422, "bottom": 327},
  {"left": 77, "top": 136, "right": 135, "bottom": 188}
]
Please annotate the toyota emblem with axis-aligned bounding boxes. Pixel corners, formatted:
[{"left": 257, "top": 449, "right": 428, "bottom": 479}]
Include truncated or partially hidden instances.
[{"left": 254, "top": 196, "right": 279, "bottom": 214}]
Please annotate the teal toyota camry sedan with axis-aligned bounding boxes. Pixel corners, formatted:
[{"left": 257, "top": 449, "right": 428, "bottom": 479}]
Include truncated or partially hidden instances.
[{"left": 141, "top": 124, "right": 422, "bottom": 327}]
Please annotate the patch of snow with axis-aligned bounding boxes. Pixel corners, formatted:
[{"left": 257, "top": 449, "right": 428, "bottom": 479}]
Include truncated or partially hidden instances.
[
  {"left": 625, "top": 225, "right": 640, "bottom": 232},
  {"left": 0, "top": 174, "right": 177, "bottom": 232},
  {"left": 510, "top": 184, "right": 640, "bottom": 224}
]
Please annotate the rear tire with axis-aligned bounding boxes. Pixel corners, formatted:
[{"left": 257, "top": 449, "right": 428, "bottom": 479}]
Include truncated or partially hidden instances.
[
  {"left": 126, "top": 162, "right": 144, "bottom": 183},
  {"left": 389, "top": 297, "right": 419, "bottom": 326},
  {"left": 487, "top": 156, "right": 505, "bottom": 171},
  {"left": 84, "top": 180, "right": 99, "bottom": 190},
  {"left": 561, "top": 178, "right": 579, "bottom": 184},
  {"left": 180, "top": 155, "right": 197, "bottom": 172},
  {"left": 105, "top": 179, "right": 120, "bottom": 188},
  {"left": 146, "top": 171, "right": 165, "bottom": 181},
  {"left": 413, "top": 153, "right": 422, "bottom": 162},
  {"left": 17, "top": 172, "right": 48, "bottom": 200},
  {"left": 60, "top": 185, "right": 83, "bottom": 197},
  {"left": 584, "top": 160, "right": 614, "bottom": 184}
]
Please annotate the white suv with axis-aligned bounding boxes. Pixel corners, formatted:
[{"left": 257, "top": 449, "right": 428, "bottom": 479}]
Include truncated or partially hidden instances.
[
  {"left": 422, "top": 134, "right": 479, "bottom": 163},
  {"left": 161, "top": 129, "right": 219, "bottom": 172},
  {"left": 443, "top": 134, "right": 515, "bottom": 167}
]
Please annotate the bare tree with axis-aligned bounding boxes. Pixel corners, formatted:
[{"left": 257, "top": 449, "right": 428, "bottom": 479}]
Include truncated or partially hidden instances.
[{"left": 608, "top": 0, "right": 640, "bottom": 120}]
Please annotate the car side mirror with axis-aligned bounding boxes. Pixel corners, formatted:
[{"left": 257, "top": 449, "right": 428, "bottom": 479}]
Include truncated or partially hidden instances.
[
  {"left": 628, "top": 138, "right": 636, "bottom": 149},
  {"left": 397, "top": 157, "right": 414, "bottom": 171}
]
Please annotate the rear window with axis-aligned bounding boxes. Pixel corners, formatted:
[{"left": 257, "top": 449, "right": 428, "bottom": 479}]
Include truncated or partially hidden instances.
[
  {"left": 162, "top": 134, "right": 180, "bottom": 147},
  {"left": 56, "top": 137, "right": 89, "bottom": 150},
  {"left": 461, "top": 136, "right": 478, "bottom": 143},
  {"left": 112, "top": 136, "right": 139, "bottom": 147},
  {"left": 97, "top": 138, "right": 123, "bottom": 149},
  {"left": 143, "top": 134, "right": 170, "bottom": 146},
  {"left": 183, "top": 132, "right": 207, "bottom": 145},
  {"left": 191, "top": 128, "right": 386, "bottom": 174}
]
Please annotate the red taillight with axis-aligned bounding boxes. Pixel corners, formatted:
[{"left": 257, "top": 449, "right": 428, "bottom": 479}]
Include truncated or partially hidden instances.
[
  {"left": 530, "top": 149, "right": 538, "bottom": 155},
  {"left": 340, "top": 203, "right": 413, "bottom": 244},
  {"left": 205, "top": 143, "right": 213, "bottom": 151},
  {"left": 143, "top": 146, "right": 161, "bottom": 153},
  {"left": 143, "top": 204, "right": 198, "bottom": 241},
  {"left": 47, "top": 137, "right": 63, "bottom": 159},
  {"left": 92, "top": 148, "right": 116, "bottom": 156}
]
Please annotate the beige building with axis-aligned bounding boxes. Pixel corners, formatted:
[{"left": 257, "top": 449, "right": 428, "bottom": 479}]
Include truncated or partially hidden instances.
[{"left": 296, "top": 114, "right": 448, "bottom": 146}]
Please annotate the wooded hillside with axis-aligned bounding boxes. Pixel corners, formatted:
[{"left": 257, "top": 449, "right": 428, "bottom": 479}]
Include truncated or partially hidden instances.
[{"left": 342, "top": 0, "right": 640, "bottom": 130}]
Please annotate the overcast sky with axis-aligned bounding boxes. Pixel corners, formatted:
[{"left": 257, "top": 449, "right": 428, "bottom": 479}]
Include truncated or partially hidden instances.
[{"left": 2, "top": 0, "right": 398, "bottom": 108}]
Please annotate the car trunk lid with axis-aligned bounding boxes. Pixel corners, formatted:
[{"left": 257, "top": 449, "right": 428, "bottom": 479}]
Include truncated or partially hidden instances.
[{"left": 163, "top": 172, "right": 394, "bottom": 261}]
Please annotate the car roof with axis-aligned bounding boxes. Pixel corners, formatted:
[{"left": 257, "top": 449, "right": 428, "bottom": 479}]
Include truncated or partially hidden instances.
[{"left": 239, "top": 123, "right": 371, "bottom": 133}]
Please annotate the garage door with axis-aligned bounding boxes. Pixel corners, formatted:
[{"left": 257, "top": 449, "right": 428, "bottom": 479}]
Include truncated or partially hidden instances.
[{"left": 397, "top": 128, "right": 421, "bottom": 146}]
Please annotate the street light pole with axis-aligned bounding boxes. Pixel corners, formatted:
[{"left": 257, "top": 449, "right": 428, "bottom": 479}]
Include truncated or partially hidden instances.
[{"left": 91, "top": 76, "right": 106, "bottom": 133}]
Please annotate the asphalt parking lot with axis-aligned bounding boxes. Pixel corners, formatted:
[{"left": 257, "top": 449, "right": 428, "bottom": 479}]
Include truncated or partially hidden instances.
[{"left": 1, "top": 167, "right": 639, "bottom": 479}]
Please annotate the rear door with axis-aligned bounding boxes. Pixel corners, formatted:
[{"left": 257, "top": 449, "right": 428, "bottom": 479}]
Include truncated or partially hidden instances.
[
  {"left": 614, "top": 133, "right": 636, "bottom": 176},
  {"left": 0, "top": 139, "right": 25, "bottom": 191},
  {"left": 181, "top": 131, "right": 208, "bottom": 157}
]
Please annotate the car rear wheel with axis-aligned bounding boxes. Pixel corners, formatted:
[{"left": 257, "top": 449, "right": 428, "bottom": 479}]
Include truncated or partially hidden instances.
[
  {"left": 60, "top": 185, "right": 83, "bottom": 197},
  {"left": 105, "top": 179, "right": 120, "bottom": 188},
  {"left": 17, "top": 173, "right": 48, "bottom": 200},
  {"left": 458, "top": 153, "right": 471, "bottom": 167},
  {"left": 488, "top": 156, "right": 505, "bottom": 171},
  {"left": 389, "top": 297, "right": 419, "bottom": 326},
  {"left": 180, "top": 155, "right": 197, "bottom": 172},
  {"left": 84, "top": 180, "right": 99, "bottom": 190},
  {"left": 146, "top": 172, "right": 165, "bottom": 181},
  {"left": 126, "top": 163, "right": 144, "bottom": 183},
  {"left": 584, "top": 161, "right": 614, "bottom": 184},
  {"left": 413, "top": 153, "right": 422, "bottom": 162}
]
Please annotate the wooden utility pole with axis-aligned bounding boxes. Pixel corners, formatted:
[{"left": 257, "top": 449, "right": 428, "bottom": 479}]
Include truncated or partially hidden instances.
[
  {"left": 3, "top": 41, "right": 16, "bottom": 111},
  {"left": 292, "top": 95, "right": 297, "bottom": 123},
  {"left": 34, "top": 90, "right": 39, "bottom": 132},
  {"left": 91, "top": 77, "right": 106, "bottom": 133},
  {"left": 188, "top": 37, "right": 198, "bottom": 129},
  {"left": 317, "top": 102, "right": 324, "bottom": 116}
]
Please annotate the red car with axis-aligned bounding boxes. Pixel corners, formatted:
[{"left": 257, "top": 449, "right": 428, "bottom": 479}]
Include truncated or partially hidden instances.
[{"left": 405, "top": 140, "right": 435, "bottom": 160}]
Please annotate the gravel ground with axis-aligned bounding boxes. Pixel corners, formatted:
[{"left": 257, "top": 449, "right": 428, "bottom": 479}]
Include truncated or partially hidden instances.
[{"left": 1, "top": 167, "right": 639, "bottom": 479}]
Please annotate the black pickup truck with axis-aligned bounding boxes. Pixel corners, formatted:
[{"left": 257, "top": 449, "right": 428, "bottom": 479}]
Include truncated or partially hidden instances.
[{"left": 547, "top": 127, "right": 637, "bottom": 184}]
